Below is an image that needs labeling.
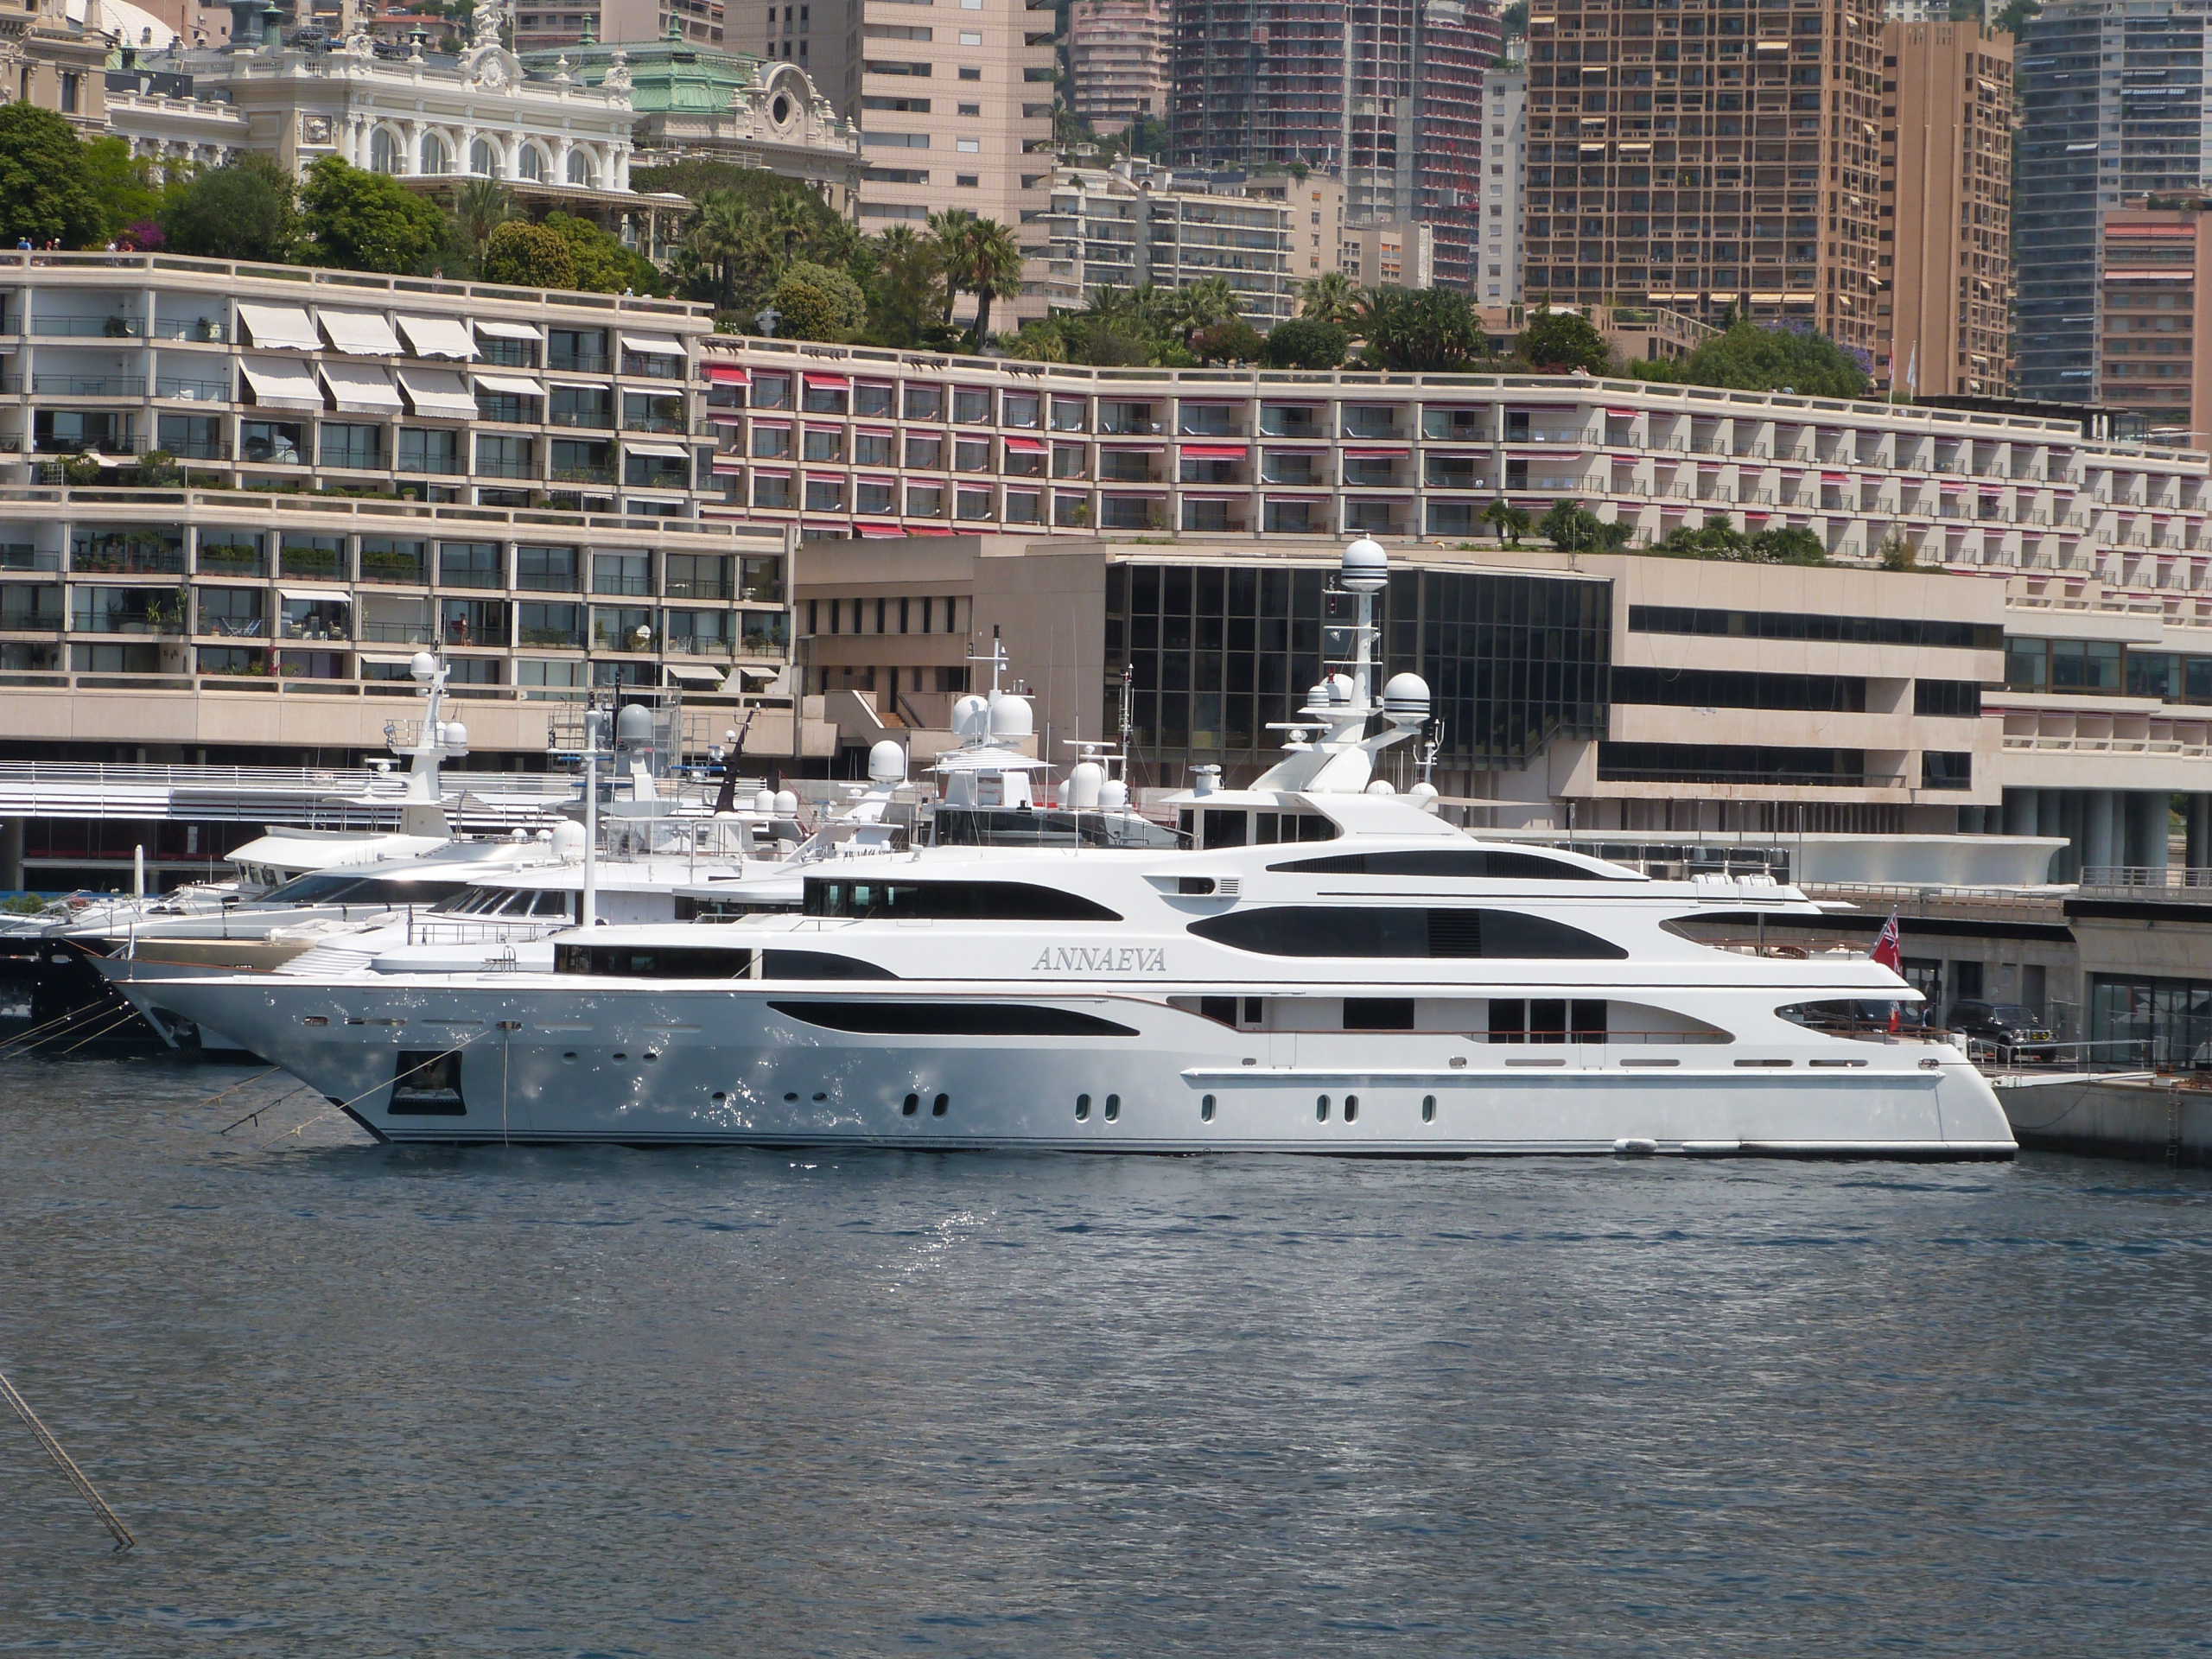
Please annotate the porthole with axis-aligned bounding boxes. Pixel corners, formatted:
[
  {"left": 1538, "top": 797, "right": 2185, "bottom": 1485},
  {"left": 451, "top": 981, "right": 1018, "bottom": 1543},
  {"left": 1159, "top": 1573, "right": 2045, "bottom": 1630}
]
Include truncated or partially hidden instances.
[
  {"left": 1421, "top": 1094, "right": 1436, "bottom": 1123},
  {"left": 612, "top": 1052, "right": 627, "bottom": 1060},
  {"left": 901, "top": 1092, "right": 919, "bottom": 1116},
  {"left": 1201, "top": 1093, "right": 1216, "bottom": 1122},
  {"left": 784, "top": 1091, "right": 799, "bottom": 1103},
  {"left": 562, "top": 1051, "right": 577, "bottom": 1062},
  {"left": 712, "top": 1091, "right": 728, "bottom": 1104},
  {"left": 1103, "top": 1093, "right": 1120, "bottom": 1122},
  {"left": 931, "top": 1092, "right": 949, "bottom": 1117},
  {"left": 644, "top": 1051, "right": 660, "bottom": 1063},
  {"left": 1344, "top": 1094, "right": 1358, "bottom": 1123},
  {"left": 810, "top": 1091, "right": 827, "bottom": 1102},
  {"left": 1076, "top": 1093, "right": 1091, "bottom": 1121},
  {"left": 1316, "top": 1094, "right": 1330, "bottom": 1122}
]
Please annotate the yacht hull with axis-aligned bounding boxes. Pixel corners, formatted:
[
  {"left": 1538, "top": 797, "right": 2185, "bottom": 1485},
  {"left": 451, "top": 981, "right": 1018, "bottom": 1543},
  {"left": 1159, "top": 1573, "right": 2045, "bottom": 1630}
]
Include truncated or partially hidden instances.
[{"left": 117, "top": 974, "right": 2018, "bottom": 1160}]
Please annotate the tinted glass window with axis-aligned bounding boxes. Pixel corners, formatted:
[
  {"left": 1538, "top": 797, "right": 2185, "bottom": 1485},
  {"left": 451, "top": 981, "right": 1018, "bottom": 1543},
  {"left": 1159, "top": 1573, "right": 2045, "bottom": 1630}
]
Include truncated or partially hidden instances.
[
  {"left": 1269, "top": 849, "right": 1608, "bottom": 880},
  {"left": 767, "top": 1001, "right": 1137, "bottom": 1036},
  {"left": 804, "top": 880, "right": 1121, "bottom": 921},
  {"left": 1189, "top": 906, "right": 1626, "bottom": 959}
]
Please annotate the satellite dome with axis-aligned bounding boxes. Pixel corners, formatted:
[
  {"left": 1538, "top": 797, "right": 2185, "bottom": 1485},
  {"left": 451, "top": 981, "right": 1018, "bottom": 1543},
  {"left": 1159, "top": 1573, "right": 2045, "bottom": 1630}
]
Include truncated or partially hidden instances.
[
  {"left": 1304, "top": 682, "right": 1332, "bottom": 712},
  {"left": 549, "top": 820, "right": 587, "bottom": 858},
  {"left": 1066, "top": 759, "right": 1104, "bottom": 810},
  {"left": 951, "top": 694, "right": 991, "bottom": 740},
  {"left": 773, "top": 789, "right": 799, "bottom": 816},
  {"left": 754, "top": 790, "right": 777, "bottom": 812},
  {"left": 409, "top": 651, "right": 436, "bottom": 683},
  {"left": 440, "top": 721, "right": 467, "bottom": 750},
  {"left": 510, "top": 827, "right": 529, "bottom": 842},
  {"left": 535, "top": 827, "right": 555, "bottom": 842},
  {"left": 615, "top": 703, "right": 653, "bottom": 744},
  {"left": 1365, "top": 779, "right": 1397, "bottom": 795},
  {"left": 1326, "top": 673, "right": 1355, "bottom": 705},
  {"left": 988, "top": 692, "right": 1033, "bottom": 742},
  {"left": 1409, "top": 779, "right": 1441, "bottom": 812},
  {"left": 1098, "top": 777, "right": 1129, "bottom": 810},
  {"left": 1382, "top": 671, "right": 1432, "bottom": 722},
  {"left": 1341, "top": 537, "right": 1389, "bottom": 592},
  {"left": 868, "top": 740, "right": 906, "bottom": 783}
]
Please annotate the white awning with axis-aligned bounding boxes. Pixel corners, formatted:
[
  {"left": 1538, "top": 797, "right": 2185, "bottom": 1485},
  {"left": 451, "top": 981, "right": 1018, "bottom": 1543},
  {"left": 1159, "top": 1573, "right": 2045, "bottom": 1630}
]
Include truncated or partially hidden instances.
[
  {"left": 625, "top": 440, "right": 689, "bottom": 459},
  {"left": 474, "top": 320, "right": 540, "bottom": 342},
  {"left": 238, "top": 356, "right": 323, "bottom": 411},
  {"left": 664, "top": 662, "right": 727, "bottom": 685},
  {"left": 354, "top": 650, "right": 421, "bottom": 665},
  {"left": 319, "top": 309, "right": 404, "bottom": 356},
  {"left": 619, "top": 332, "right": 685, "bottom": 356},
  {"left": 279, "top": 587, "right": 352, "bottom": 606},
  {"left": 473, "top": 372, "right": 545, "bottom": 398},
  {"left": 235, "top": 302, "right": 319, "bottom": 351},
  {"left": 397, "top": 367, "right": 476, "bottom": 419},
  {"left": 395, "top": 315, "right": 478, "bottom": 359},
  {"left": 318, "top": 361, "right": 402, "bottom": 415}
]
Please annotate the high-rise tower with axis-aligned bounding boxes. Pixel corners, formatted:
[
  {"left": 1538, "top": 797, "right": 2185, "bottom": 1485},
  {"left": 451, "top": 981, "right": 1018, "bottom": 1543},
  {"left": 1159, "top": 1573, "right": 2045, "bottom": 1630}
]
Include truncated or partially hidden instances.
[
  {"left": 1519, "top": 0, "right": 1885, "bottom": 356},
  {"left": 1169, "top": 0, "right": 1498, "bottom": 291}
]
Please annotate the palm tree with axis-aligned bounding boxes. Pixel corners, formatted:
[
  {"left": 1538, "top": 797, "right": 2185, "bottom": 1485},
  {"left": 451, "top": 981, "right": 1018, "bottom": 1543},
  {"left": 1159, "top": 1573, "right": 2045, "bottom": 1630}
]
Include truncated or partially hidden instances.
[
  {"left": 953, "top": 216, "right": 1025, "bottom": 351},
  {"left": 926, "top": 208, "right": 977, "bottom": 322},
  {"left": 687, "top": 190, "right": 760, "bottom": 311},
  {"left": 1300, "top": 270, "right": 1363, "bottom": 327},
  {"left": 870, "top": 224, "right": 942, "bottom": 345},
  {"left": 1482, "top": 498, "right": 1531, "bottom": 545},
  {"left": 452, "top": 175, "right": 512, "bottom": 257},
  {"left": 1162, "top": 275, "right": 1238, "bottom": 341},
  {"left": 764, "top": 195, "right": 813, "bottom": 264}
]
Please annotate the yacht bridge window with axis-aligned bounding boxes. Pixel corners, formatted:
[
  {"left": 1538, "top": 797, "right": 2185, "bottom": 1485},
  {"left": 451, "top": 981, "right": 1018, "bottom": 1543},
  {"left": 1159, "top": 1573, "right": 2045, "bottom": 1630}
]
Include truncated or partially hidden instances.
[
  {"left": 1187, "top": 906, "right": 1627, "bottom": 959},
  {"left": 804, "top": 879, "right": 1122, "bottom": 922},
  {"left": 1269, "top": 849, "right": 1618, "bottom": 880},
  {"left": 259, "top": 873, "right": 472, "bottom": 907},
  {"left": 1179, "top": 808, "right": 1339, "bottom": 849}
]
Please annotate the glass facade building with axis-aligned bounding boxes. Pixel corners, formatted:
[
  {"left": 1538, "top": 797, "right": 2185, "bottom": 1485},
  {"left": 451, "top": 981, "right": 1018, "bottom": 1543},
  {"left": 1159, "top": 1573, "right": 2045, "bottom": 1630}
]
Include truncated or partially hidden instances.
[{"left": 1105, "top": 561, "right": 1611, "bottom": 774}]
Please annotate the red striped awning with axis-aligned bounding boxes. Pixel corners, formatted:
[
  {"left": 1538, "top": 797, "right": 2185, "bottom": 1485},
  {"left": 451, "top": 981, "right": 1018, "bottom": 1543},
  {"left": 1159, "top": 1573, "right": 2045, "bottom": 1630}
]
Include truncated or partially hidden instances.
[
  {"left": 803, "top": 372, "right": 849, "bottom": 388},
  {"left": 703, "top": 363, "right": 748, "bottom": 385},
  {"left": 1181, "top": 444, "right": 1248, "bottom": 458},
  {"left": 906, "top": 525, "right": 956, "bottom": 536},
  {"left": 1003, "top": 436, "right": 1047, "bottom": 454},
  {"left": 1348, "top": 448, "right": 1411, "bottom": 458},
  {"left": 856, "top": 523, "right": 905, "bottom": 538},
  {"left": 707, "top": 410, "right": 745, "bottom": 425}
]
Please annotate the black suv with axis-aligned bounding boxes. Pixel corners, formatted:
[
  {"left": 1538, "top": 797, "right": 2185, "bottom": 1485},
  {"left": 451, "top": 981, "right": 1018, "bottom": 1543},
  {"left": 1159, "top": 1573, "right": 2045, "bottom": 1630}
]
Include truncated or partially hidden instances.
[{"left": 1947, "top": 1000, "right": 2057, "bottom": 1061}]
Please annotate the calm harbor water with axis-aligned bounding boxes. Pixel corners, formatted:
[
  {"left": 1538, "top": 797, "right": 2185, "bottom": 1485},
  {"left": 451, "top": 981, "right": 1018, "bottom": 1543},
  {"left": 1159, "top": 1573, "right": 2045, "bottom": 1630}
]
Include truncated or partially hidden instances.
[{"left": 3, "top": 1058, "right": 2211, "bottom": 1657}]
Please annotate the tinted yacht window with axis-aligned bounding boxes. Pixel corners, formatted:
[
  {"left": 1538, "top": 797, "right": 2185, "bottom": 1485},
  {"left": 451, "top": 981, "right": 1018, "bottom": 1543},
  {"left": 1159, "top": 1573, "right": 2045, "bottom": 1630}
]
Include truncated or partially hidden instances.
[
  {"left": 1189, "top": 906, "right": 1627, "bottom": 959},
  {"left": 1269, "top": 849, "right": 1609, "bottom": 880},
  {"left": 804, "top": 880, "right": 1121, "bottom": 921}
]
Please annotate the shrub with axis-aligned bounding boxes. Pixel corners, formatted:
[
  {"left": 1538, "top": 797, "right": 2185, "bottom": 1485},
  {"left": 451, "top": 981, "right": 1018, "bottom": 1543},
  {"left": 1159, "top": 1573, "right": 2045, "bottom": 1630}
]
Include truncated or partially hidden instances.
[
  {"left": 480, "top": 219, "right": 577, "bottom": 289},
  {"left": 1263, "top": 318, "right": 1349, "bottom": 370}
]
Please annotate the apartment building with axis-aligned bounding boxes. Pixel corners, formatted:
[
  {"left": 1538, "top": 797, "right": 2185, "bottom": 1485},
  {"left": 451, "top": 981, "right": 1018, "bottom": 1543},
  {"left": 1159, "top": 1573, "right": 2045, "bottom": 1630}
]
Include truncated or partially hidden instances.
[
  {"left": 1169, "top": 0, "right": 1498, "bottom": 290},
  {"left": 1339, "top": 221, "right": 1434, "bottom": 291},
  {"left": 853, "top": 0, "right": 1056, "bottom": 320},
  {"left": 2098, "top": 207, "right": 2212, "bottom": 447},
  {"left": 515, "top": 0, "right": 725, "bottom": 49},
  {"left": 1068, "top": 0, "right": 1167, "bottom": 132},
  {"left": 696, "top": 334, "right": 2212, "bottom": 868},
  {"left": 0, "top": 251, "right": 798, "bottom": 766},
  {"left": 2018, "top": 0, "right": 2212, "bottom": 406},
  {"left": 1481, "top": 50, "right": 1528, "bottom": 305},
  {"left": 1040, "top": 162, "right": 1322, "bottom": 325},
  {"left": 1522, "top": 0, "right": 1886, "bottom": 357},
  {"left": 1876, "top": 20, "right": 2013, "bottom": 399},
  {"left": 1244, "top": 171, "right": 1349, "bottom": 288}
]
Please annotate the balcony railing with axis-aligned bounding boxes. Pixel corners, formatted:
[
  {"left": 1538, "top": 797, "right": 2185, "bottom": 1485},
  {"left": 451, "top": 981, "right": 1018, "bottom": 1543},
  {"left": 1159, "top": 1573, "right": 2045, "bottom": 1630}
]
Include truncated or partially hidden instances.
[
  {"left": 33, "top": 318, "right": 144, "bottom": 338},
  {"left": 151, "top": 318, "right": 232, "bottom": 343},
  {"left": 73, "top": 546, "right": 186, "bottom": 575},
  {"left": 0, "top": 546, "right": 59, "bottom": 571},
  {"left": 550, "top": 351, "right": 611, "bottom": 373},
  {"left": 550, "top": 410, "right": 613, "bottom": 429},
  {"left": 71, "top": 611, "right": 184, "bottom": 635},
  {"left": 156, "top": 377, "right": 230, "bottom": 402},
  {"left": 357, "top": 620, "right": 432, "bottom": 643},
  {"left": 623, "top": 416, "right": 685, "bottom": 435},
  {"left": 474, "top": 457, "right": 537, "bottom": 479},
  {"left": 35, "top": 374, "right": 144, "bottom": 397},
  {"left": 358, "top": 555, "right": 426, "bottom": 586}
]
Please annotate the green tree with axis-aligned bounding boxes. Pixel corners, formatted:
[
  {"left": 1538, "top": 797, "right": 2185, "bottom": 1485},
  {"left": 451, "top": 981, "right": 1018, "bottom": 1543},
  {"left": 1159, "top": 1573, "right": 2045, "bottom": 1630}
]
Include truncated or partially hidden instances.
[
  {"left": 161, "top": 156, "right": 298, "bottom": 264},
  {"left": 865, "top": 224, "right": 943, "bottom": 346},
  {"left": 1744, "top": 525, "right": 1830, "bottom": 566},
  {"left": 299, "top": 156, "right": 446, "bottom": 273},
  {"left": 480, "top": 218, "right": 576, "bottom": 289},
  {"left": 1483, "top": 498, "right": 1532, "bottom": 544},
  {"left": 1538, "top": 498, "right": 1630, "bottom": 552},
  {"left": 83, "top": 137, "right": 166, "bottom": 243},
  {"left": 945, "top": 215, "right": 1024, "bottom": 350},
  {"left": 1300, "top": 270, "right": 1363, "bottom": 326},
  {"left": 1680, "top": 317, "right": 1871, "bottom": 397},
  {"left": 451, "top": 175, "right": 512, "bottom": 257},
  {"left": 1516, "top": 305, "right": 1611, "bottom": 373},
  {"left": 926, "top": 207, "right": 978, "bottom": 322},
  {"left": 1654, "top": 513, "right": 1747, "bottom": 561},
  {"left": 770, "top": 273, "right": 838, "bottom": 340},
  {"left": 1362, "top": 285, "right": 1484, "bottom": 372},
  {"left": 779, "top": 257, "right": 866, "bottom": 333},
  {"left": 1877, "top": 530, "right": 1919, "bottom": 571},
  {"left": 1162, "top": 275, "right": 1239, "bottom": 342},
  {"left": 684, "top": 189, "right": 760, "bottom": 311},
  {"left": 541, "top": 212, "right": 663, "bottom": 295},
  {"left": 1993, "top": 0, "right": 2037, "bottom": 32},
  {"left": 0, "top": 105, "right": 104, "bottom": 248},
  {"left": 1191, "top": 318, "right": 1264, "bottom": 364},
  {"left": 1263, "top": 318, "right": 1349, "bottom": 369}
]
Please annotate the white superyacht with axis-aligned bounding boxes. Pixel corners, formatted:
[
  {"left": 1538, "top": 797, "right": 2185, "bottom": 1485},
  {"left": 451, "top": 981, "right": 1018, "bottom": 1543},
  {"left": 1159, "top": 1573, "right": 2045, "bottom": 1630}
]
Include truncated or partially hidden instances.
[{"left": 107, "top": 543, "right": 2016, "bottom": 1160}]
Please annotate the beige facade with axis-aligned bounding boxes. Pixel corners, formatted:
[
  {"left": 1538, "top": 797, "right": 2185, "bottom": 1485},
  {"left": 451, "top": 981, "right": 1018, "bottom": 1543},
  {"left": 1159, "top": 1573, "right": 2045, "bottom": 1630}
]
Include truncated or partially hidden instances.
[
  {"left": 1067, "top": 0, "right": 1166, "bottom": 132},
  {"left": 852, "top": 0, "right": 1055, "bottom": 321},
  {"left": 1523, "top": 0, "right": 1886, "bottom": 356},
  {"left": 1481, "top": 51, "right": 1527, "bottom": 305},
  {"left": 2098, "top": 208, "right": 2212, "bottom": 448},
  {"left": 1877, "top": 20, "right": 2013, "bottom": 398},
  {"left": 1, "top": 0, "right": 109, "bottom": 137},
  {"left": 1339, "top": 220, "right": 1434, "bottom": 291},
  {"left": 1042, "top": 162, "right": 1317, "bottom": 325},
  {"left": 1243, "top": 171, "right": 1344, "bottom": 287},
  {"left": 0, "top": 252, "right": 800, "bottom": 764}
]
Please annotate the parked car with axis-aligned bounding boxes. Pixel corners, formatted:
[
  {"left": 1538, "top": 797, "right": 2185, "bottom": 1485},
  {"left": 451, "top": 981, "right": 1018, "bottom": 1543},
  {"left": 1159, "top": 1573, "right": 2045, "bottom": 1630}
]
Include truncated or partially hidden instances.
[{"left": 1947, "top": 1000, "right": 2057, "bottom": 1061}]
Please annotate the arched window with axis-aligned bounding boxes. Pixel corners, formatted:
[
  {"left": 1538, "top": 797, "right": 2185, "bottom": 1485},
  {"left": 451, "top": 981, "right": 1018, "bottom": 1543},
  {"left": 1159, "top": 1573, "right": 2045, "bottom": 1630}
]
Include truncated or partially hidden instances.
[
  {"left": 369, "top": 128, "right": 399, "bottom": 175},
  {"left": 517, "top": 143, "right": 544, "bottom": 182},
  {"left": 469, "top": 138, "right": 499, "bottom": 177},
  {"left": 567, "top": 149, "right": 595, "bottom": 188},
  {"left": 420, "top": 132, "right": 448, "bottom": 175}
]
